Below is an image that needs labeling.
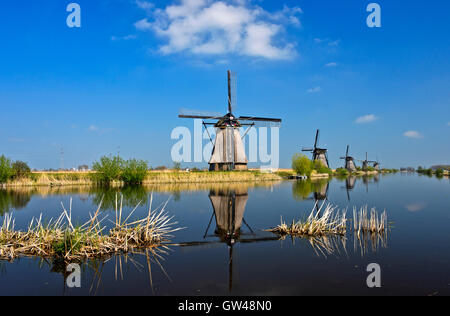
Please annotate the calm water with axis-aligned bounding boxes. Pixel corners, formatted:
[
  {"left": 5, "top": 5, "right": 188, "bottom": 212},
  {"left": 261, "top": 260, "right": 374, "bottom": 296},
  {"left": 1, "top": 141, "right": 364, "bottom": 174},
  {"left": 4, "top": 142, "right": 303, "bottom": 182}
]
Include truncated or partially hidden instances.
[{"left": 0, "top": 174, "right": 449, "bottom": 296}]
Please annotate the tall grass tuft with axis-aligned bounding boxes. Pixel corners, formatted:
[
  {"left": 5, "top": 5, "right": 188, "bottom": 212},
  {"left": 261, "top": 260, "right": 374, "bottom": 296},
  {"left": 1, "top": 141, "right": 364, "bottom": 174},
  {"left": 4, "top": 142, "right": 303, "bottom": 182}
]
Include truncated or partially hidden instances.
[
  {"left": 268, "top": 203, "right": 347, "bottom": 237},
  {"left": 353, "top": 205, "right": 387, "bottom": 235}
]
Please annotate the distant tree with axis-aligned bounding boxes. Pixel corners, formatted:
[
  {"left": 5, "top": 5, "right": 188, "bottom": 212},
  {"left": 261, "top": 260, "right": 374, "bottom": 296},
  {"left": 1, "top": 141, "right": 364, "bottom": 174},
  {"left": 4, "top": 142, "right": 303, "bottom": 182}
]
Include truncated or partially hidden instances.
[
  {"left": 121, "top": 159, "right": 149, "bottom": 184},
  {"left": 154, "top": 166, "right": 167, "bottom": 171},
  {"left": 92, "top": 155, "right": 124, "bottom": 183},
  {"left": 0, "top": 155, "right": 15, "bottom": 183},
  {"left": 12, "top": 160, "right": 31, "bottom": 179},
  {"left": 435, "top": 168, "right": 444, "bottom": 178},
  {"left": 173, "top": 162, "right": 181, "bottom": 171},
  {"left": 292, "top": 154, "right": 312, "bottom": 176}
]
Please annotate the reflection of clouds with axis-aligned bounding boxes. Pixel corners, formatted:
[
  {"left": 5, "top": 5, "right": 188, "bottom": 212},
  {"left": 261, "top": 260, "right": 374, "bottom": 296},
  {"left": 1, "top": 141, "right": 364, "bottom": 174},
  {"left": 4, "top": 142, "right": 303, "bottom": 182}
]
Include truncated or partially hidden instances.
[{"left": 405, "top": 202, "right": 427, "bottom": 212}]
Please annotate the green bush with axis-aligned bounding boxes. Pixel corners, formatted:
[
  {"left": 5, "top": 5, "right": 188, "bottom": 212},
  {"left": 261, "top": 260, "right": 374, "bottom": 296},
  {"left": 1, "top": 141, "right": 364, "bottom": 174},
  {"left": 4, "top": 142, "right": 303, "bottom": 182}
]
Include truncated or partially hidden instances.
[
  {"left": 313, "top": 160, "right": 332, "bottom": 174},
  {"left": 335, "top": 168, "right": 349, "bottom": 176},
  {"left": 12, "top": 160, "right": 31, "bottom": 179},
  {"left": 435, "top": 168, "right": 444, "bottom": 178},
  {"left": 292, "top": 154, "right": 313, "bottom": 176},
  {"left": 0, "top": 155, "right": 15, "bottom": 183},
  {"left": 121, "top": 159, "right": 149, "bottom": 184},
  {"left": 92, "top": 155, "right": 124, "bottom": 183}
]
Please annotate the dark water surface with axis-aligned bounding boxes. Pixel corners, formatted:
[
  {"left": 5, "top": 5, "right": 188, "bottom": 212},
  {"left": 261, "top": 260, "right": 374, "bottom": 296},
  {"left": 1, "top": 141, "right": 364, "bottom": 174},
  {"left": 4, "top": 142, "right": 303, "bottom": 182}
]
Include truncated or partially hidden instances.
[{"left": 0, "top": 174, "right": 449, "bottom": 296}]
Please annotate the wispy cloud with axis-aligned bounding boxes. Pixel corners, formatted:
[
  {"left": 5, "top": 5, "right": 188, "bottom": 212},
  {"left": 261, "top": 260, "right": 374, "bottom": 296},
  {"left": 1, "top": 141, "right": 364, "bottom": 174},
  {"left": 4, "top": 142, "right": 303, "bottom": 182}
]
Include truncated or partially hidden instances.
[
  {"left": 136, "top": 0, "right": 154, "bottom": 11},
  {"left": 325, "top": 62, "right": 338, "bottom": 67},
  {"left": 88, "top": 125, "right": 116, "bottom": 134},
  {"left": 355, "top": 114, "right": 378, "bottom": 124},
  {"left": 111, "top": 34, "right": 137, "bottom": 41},
  {"left": 307, "top": 86, "right": 321, "bottom": 93},
  {"left": 134, "top": 0, "right": 302, "bottom": 60},
  {"left": 314, "top": 38, "right": 340, "bottom": 47},
  {"left": 447, "top": 121, "right": 450, "bottom": 126},
  {"left": 403, "top": 130, "right": 423, "bottom": 139}
]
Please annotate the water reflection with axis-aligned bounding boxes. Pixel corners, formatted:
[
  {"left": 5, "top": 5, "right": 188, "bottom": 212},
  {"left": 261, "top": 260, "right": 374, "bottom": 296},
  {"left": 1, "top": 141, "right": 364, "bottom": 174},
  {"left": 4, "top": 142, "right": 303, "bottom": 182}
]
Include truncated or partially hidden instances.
[
  {"left": 353, "top": 231, "right": 388, "bottom": 257},
  {"left": 176, "top": 186, "right": 278, "bottom": 292},
  {"left": 292, "top": 179, "right": 329, "bottom": 202},
  {"left": 0, "top": 189, "right": 32, "bottom": 215}
]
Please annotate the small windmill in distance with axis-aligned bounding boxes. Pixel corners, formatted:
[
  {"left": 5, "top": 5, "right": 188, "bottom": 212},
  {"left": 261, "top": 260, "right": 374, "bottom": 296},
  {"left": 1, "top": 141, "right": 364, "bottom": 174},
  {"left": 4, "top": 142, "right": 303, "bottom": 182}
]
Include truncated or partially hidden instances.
[
  {"left": 360, "top": 152, "right": 378, "bottom": 171},
  {"left": 302, "top": 129, "right": 329, "bottom": 168},
  {"left": 372, "top": 156, "right": 381, "bottom": 171},
  {"left": 340, "top": 145, "right": 357, "bottom": 172}
]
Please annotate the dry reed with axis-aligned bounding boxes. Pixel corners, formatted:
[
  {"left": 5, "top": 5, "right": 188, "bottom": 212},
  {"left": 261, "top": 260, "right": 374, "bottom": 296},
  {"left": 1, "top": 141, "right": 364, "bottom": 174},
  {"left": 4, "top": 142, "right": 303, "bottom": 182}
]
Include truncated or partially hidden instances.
[
  {"left": 267, "top": 203, "right": 347, "bottom": 237},
  {"left": 353, "top": 205, "right": 388, "bottom": 235},
  {"left": 0, "top": 194, "right": 181, "bottom": 261}
]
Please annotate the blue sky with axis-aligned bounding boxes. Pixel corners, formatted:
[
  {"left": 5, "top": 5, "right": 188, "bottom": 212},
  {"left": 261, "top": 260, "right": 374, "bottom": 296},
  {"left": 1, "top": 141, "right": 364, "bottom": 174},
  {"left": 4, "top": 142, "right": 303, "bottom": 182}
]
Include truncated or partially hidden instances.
[{"left": 0, "top": 0, "right": 449, "bottom": 169}]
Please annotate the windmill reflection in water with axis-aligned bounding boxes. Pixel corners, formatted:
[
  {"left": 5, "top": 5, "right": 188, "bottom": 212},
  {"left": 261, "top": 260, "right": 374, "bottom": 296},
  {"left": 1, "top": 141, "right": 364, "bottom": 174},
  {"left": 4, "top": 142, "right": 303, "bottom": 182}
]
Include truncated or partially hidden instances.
[{"left": 176, "top": 187, "right": 278, "bottom": 292}]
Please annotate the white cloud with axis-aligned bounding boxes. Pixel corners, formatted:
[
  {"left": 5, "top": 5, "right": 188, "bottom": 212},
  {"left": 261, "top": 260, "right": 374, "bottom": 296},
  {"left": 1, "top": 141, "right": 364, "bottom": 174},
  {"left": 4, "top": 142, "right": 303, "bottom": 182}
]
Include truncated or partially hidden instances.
[
  {"left": 307, "top": 86, "right": 321, "bottom": 93},
  {"left": 325, "top": 62, "right": 338, "bottom": 67},
  {"left": 89, "top": 125, "right": 99, "bottom": 132},
  {"left": 134, "top": 0, "right": 301, "bottom": 60},
  {"left": 355, "top": 114, "right": 379, "bottom": 124},
  {"left": 447, "top": 121, "right": 450, "bottom": 126},
  {"left": 136, "top": 0, "right": 154, "bottom": 11},
  {"left": 403, "top": 130, "right": 423, "bottom": 139}
]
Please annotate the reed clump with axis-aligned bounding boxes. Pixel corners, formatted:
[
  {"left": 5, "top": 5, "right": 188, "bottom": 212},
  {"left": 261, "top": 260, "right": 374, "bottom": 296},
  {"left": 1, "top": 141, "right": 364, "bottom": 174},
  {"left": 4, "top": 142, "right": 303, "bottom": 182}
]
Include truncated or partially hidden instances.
[
  {"left": 267, "top": 203, "right": 347, "bottom": 237},
  {"left": 0, "top": 194, "right": 181, "bottom": 261},
  {"left": 353, "top": 205, "right": 388, "bottom": 235}
]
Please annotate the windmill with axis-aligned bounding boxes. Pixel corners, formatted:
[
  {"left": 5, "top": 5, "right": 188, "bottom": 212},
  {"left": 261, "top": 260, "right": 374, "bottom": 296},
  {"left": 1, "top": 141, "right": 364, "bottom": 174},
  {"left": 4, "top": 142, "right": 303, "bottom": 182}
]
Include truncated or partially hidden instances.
[
  {"left": 340, "top": 145, "right": 357, "bottom": 172},
  {"left": 372, "top": 156, "right": 381, "bottom": 171},
  {"left": 302, "top": 129, "right": 329, "bottom": 168},
  {"left": 179, "top": 70, "right": 282, "bottom": 171},
  {"left": 359, "top": 152, "right": 377, "bottom": 171}
]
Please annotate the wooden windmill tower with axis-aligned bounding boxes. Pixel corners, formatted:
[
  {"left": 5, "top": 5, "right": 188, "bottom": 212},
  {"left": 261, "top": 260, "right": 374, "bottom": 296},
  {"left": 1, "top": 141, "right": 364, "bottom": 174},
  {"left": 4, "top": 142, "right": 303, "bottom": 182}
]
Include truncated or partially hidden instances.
[
  {"left": 372, "top": 156, "right": 380, "bottom": 171},
  {"left": 179, "top": 70, "right": 282, "bottom": 171},
  {"left": 340, "top": 145, "right": 357, "bottom": 172},
  {"left": 360, "top": 152, "right": 378, "bottom": 171},
  {"left": 302, "top": 129, "right": 329, "bottom": 168}
]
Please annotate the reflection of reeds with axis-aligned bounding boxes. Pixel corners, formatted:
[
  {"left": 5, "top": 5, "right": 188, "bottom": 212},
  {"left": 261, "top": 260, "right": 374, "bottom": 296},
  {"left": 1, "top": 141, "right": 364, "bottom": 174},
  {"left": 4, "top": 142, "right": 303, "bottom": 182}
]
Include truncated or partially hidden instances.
[
  {"left": 353, "top": 230, "right": 388, "bottom": 257},
  {"left": 0, "top": 194, "right": 181, "bottom": 261},
  {"left": 268, "top": 203, "right": 347, "bottom": 237},
  {"left": 86, "top": 246, "right": 171, "bottom": 295}
]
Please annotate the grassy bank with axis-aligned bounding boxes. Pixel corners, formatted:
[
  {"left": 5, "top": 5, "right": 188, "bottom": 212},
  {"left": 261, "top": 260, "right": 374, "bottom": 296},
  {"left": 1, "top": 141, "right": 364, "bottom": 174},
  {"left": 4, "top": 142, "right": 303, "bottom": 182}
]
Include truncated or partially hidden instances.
[{"left": 1, "top": 170, "right": 282, "bottom": 187}]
